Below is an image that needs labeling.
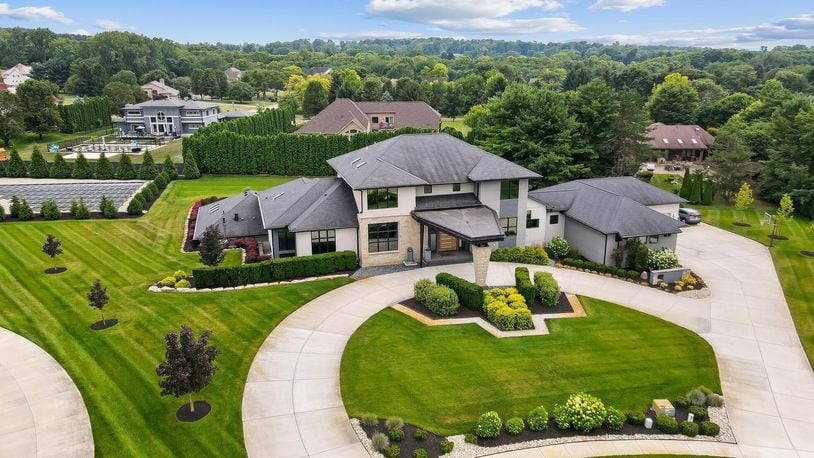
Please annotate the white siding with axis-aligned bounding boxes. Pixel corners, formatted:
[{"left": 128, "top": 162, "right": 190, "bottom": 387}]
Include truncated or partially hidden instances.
[
  {"left": 544, "top": 211, "right": 565, "bottom": 242},
  {"left": 525, "top": 200, "right": 547, "bottom": 246},
  {"left": 415, "top": 182, "right": 476, "bottom": 197},
  {"left": 295, "top": 232, "right": 311, "bottom": 257},
  {"left": 648, "top": 203, "right": 681, "bottom": 220},
  {"left": 478, "top": 181, "right": 500, "bottom": 213},
  {"left": 515, "top": 179, "right": 529, "bottom": 246},
  {"left": 563, "top": 218, "right": 612, "bottom": 264},
  {"left": 359, "top": 186, "right": 416, "bottom": 219},
  {"left": 335, "top": 228, "right": 358, "bottom": 254}
]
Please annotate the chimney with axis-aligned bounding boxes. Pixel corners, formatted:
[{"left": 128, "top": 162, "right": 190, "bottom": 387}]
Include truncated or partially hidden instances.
[{"left": 159, "top": 78, "right": 165, "bottom": 86}]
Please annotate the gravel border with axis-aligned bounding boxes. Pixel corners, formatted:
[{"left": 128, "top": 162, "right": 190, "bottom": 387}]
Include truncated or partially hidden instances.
[{"left": 351, "top": 406, "right": 735, "bottom": 458}]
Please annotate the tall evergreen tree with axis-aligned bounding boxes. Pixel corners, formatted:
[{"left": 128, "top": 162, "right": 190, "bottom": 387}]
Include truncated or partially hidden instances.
[
  {"left": 28, "top": 146, "right": 50, "bottom": 178},
  {"left": 689, "top": 172, "right": 703, "bottom": 204},
  {"left": 95, "top": 152, "right": 114, "bottom": 179},
  {"left": 182, "top": 151, "right": 200, "bottom": 179},
  {"left": 116, "top": 154, "right": 136, "bottom": 180},
  {"left": 647, "top": 73, "right": 700, "bottom": 124},
  {"left": 6, "top": 148, "right": 26, "bottom": 177},
  {"left": 702, "top": 180, "right": 715, "bottom": 205},
  {"left": 679, "top": 168, "right": 692, "bottom": 199},
  {"left": 139, "top": 150, "right": 158, "bottom": 180},
  {"left": 49, "top": 154, "right": 72, "bottom": 178},
  {"left": 71, "top": 153, "right": 93, "bottom": 179},
  {"left": 162, "top": 155, "right": 176, "bottom": 179}
]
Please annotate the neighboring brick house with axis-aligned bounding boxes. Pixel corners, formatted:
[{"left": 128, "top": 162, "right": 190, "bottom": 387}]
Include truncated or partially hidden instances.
[
  {"left": 141, "top": 78, "right": 180, "bottom": 100},
  {"left": 647, "top": 123, "right": 715, "bottom": 161},
  {"left": 296, "top": 98, "right": 441, "bottom": 135}
]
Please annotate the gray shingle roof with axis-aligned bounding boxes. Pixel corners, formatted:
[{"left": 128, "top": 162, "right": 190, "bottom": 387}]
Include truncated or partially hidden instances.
[
  {"left": 193, "top": 178, "right": 358, "bottom": 240},
  {"left": 413, "top": 206, "right": 504, "bottom": 243},
  {"left": 124, "top": 99, "right": 219, "bottom": 110},
  {"left": 296, "top": 99, "right": 369, "bottom": 134},
  {"left": 328, "top": 133, "right": 541, "bottom": 189},
  {"left": 415, "top": 193, "right": 480, "bottom": 211},
  {"left": 528, "top": 177, "right": 686, "bottom": 238}
]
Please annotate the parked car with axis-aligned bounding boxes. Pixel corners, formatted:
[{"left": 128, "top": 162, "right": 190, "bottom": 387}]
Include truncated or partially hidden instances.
[
  {"left": 679, "top": 207, "right": 702, "bottom": 224},
  {"left": 645, "top": 162, "right": 656, "bottom": 172}
]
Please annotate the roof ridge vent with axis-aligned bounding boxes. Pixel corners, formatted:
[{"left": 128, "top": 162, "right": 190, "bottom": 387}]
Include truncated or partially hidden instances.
[
  {"left": 273, "top": 192, "right": 285, "bottom": 200},
  {"left": 355, "top": 161, "right": 367, "bottom": 168}
]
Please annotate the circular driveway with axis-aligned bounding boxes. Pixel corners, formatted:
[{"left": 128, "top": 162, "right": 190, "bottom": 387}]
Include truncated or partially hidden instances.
[{"left": 242, "top": 223, "right": 814, "bottom": 457}]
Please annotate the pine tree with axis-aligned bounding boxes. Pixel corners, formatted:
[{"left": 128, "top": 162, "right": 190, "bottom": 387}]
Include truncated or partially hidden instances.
[
  {"left": 139, "top": 150, "right": 158, "bottom": 180},
  {"left": 126, "top": 198, "right": 144, "bottom": 215},
  {"left": 182, "top": 151, "right": 200, "bottom": 179},
  {"left": 40, "top": 199, "right": 61, "bottom": 220},
  {"left": 28, "top": 146, "right": 50, "bottom": 178},
  {"left": 17, "top": 199, "right": 34, "bottom": 221},
  {"left": 162, "top": 155, "right": 176, "bottom": 179},
  {"left": 87, "top": 279, "right": 110, "bottom": 326},
  {"left": 156, "top": 326, "right": 220, "bottom": 414},
  {"left": 6, "top": 148, "right": 26, "bottom": 177},
  {"left": 199, "top": 225, "right": 224, "bottom": 266},
  {"left": 72, "top": 153, "right": 93, "bottom": 179},
  {"left": 116, "top": 154, "right": 136, "bottom": 180},
  {"left": 74, "top": 197, "right": 91, "bottom": 219},
  {"left": 689, "top": 172, "right": 703, "bottom": 204},
  {"left": 49, "top": 154, "right": 72, "bottom": 178},
  {"left": 95, "top": 152, "right": 114, "bottom": 179},
  {"left": 702, "top": 180, "right": 715, "bottom": 205},
  {"left": 679, "top": 168, "right": 692, "bottom": 199},
  {"left": 9, "top": 195, "right": 21, "bottom": 217},
  {"left": 99, "top": 194, "right": 117, "bottom": 218}
]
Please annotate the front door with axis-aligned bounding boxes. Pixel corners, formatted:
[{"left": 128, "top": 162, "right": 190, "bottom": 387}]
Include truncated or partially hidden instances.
[{"left": 438, "top": 232, "right": 458, "bottom": 252}]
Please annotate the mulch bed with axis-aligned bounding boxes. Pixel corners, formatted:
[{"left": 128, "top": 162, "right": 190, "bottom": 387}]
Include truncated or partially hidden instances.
[
  {"left": 528, "top": 292, "right": 573, "bottom": 315},
  {"left": 90, "top": 319, "right": 118, "bottom": 330},
  {"left": 403, "top": 292, "right": 574, "bottom": 323},
  {"left": 44, "top": 267, "right": 67, "bottom": 274},
  {"left": 769, "top": 234, "right": 789, "bottom": 240},
  {"left": 801, "top": 251, "right": 814, "bottom": 258},
  {"left": 176, "top": 401, "right": 212, "bottom": 422},
  {"left": 361, "top": 406, "right": 705, "bottom": 456},
  {"left": 361, "top": 420, "right": 446, "bottom": 458},
  {"left": 732, "top": 222, "right": 752, "bottom": 227}
]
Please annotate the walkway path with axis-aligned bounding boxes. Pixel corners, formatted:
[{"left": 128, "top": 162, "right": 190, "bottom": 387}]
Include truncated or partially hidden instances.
[
  {"left": 242, "top": 223, "right": 814, "bottom": 457},
  {"left": 0, "top": 327, "right": 94, "bottom": 457}
]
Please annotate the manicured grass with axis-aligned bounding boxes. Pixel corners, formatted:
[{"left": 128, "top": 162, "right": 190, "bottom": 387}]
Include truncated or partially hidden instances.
[
  {"left": 341, "top": 297, "right": 720, "bottom": 435},
  {"left": 10, "top": 126, "right": 114, "bottom": 159},
  {"left": 650, "top": 173, "right": 814, "bottom": 365},
  {"left": 0, "top": 175, "right": 351, "bottom": 456},
  {"left": 441, "top": 119, "right": 470, "bottom": 136}
]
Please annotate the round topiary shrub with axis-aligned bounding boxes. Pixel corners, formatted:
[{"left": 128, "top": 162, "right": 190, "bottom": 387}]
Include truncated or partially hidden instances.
[
  {"left": 385, "top": 416, "right": 404, "bottom": 430},
  {"left": 700, "top": 421, "right": 720, "bottom": 436},
  {"left": 707, "top": 393, "right": 724, "bottom": 407},
  {"left": 371, "top": 432, "right": 389, "bottom": 451},
  {"left": 604, "top": 407, "right": 625, "bottom": 431},
  {"left": 473, "top": 411, "right": 502, "bottom": 438},
  {"left": 626, "top": 410, "right": 645, "bottom": 426},
  {"left": 505, "top": 417, "right": 524, "bottom": 435},
  {"left": 173, "top": 270, "right": 188, "bottom": 281},
  {"left": 688, "top": 405, "right": 708, "bottom": 421},
  {"left": 656, "top": 415, "right": 678, "bottom": 434},
  {"left": 687, "top": 388, "right": 707, "bottom": 406},
  {"left": 160, "top": 276, "right": 177, "bottom": 287},
  {"left": 439, "top": 440, "right": 454, "bottom": 454},
  {"left": 554, "top": 393, "right": 607, "bottom": 432},
  {"left": 388, "top": 427, "right": 405, "bottom": 442},
  {"left": 464, "top": 433, "right": 477, "bottom": 444},
  {"left": 681, "top": 420, "right": 699, "bottom": 437},
  {"left": 412, "top": 448, "right": 428, "bottom": 458},
  {"left": 385, "top": 444, "right": 400, "bottom": 458},
  {"left": 527, "top": 405, "right": 549, "bottom": 431},
  {"left": 673, "top": 395, "right": 690, "bottom": 408},
  {"left": 413, "top": 429, "right": 427, "bottom": 441},
  {"left": 175, "top": 279, "right": 191, "bottom": 289}
]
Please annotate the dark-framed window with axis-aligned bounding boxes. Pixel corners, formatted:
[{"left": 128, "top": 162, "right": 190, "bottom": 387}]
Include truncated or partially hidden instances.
[
  {"left": 368, "top": 222, "right": 398, "bottom": 253},
  {"left": 367, "top": 188, "right": 398, "bottom": 209},
  {"left": 278, "top": 230, "right": 296, "bottom": 253},
  {"left": 500, "top": 180, "right": 519, "bottom": 199},
  {"left": 647, "top": 235, "right": 659, "bottom": 244},
  {"left": 549, "top": 214, "right": 559, "bottom": 225},
  {"left": 372, "top": 116, "right": 379, "bottom": 123},
  {"left": 500, "top": 217, "right": 517, "bottom": 236},
  {"left": 311, "top": 230, "right": 336, "bottom": 254},
  {"left": 452, "top": 183, "right": 461, "bottom": 192},
  {"left": 424, "top": 185, "right": 433, "bottom": 194},
  {"left": 526, "top": 210, "right": 540, "bottom": 228}
]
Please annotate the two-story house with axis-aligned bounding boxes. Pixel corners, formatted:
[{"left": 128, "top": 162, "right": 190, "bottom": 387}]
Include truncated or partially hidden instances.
[
  {"left": 296, "top": 99, "right": 441, "bottom": 135},
  {"left": 116, "top": 99, "right": 221, "bottom": 137},
  {"left": 141, "top": 79, "right": 180, "bottom": 100},
  {"left": 2, "top": 64, "right": 32, "bottom": 93}
]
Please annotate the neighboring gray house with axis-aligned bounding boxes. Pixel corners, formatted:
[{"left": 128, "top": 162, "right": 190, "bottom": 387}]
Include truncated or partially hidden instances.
[
  {"left": 527, "top": 177, "right": 686, "bottom": 265},
  {"left": 116, "top": 99, "right": 220, "bottom": 137}
]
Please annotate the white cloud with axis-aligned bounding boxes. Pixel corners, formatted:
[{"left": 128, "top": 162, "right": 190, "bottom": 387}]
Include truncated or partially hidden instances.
[
  {"left": 589, "top": 13, "right": 814, "bottom": 48},
  {"left": 317, "top": 30, "right": 425, "bottom": 40},
  {"left": 72, "top": 28, "right": 91, "bottom": 36},
  {"left": 589, "top": 0, "right": 665, "bottom": 12},
  {"left": 0, "top": 3, "right": 72, "bottom": 24},
  {"left": 365, "top": 0, "right": 580, "bottom": 34},
  {"left": 94, "top": 19, "right": 133, "bottom": 31}
]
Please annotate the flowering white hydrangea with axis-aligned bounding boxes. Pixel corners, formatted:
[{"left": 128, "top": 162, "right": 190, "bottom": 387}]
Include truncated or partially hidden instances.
[
  {"left": 648, "top": 248, "right": 682, "bottom": 270},
  {"left": 554, "top": 392, "right": 607, "bottom": 432}
]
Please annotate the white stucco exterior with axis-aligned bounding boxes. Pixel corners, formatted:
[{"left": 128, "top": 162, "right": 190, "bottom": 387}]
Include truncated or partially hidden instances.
[
  {"left": 295, "top": 228, "right": 358, "bottom": 257},
  {"left": 648, "top": 203, "right": 681, "bottom": 220}
]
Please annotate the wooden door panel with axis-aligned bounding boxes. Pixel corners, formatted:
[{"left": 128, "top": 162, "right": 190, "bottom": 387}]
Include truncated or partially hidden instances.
[{"left": 438, "top": 232, "right": 457, "bottom": 252}]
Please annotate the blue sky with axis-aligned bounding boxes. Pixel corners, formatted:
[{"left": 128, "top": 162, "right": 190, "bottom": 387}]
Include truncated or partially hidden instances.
[{"left": 1, "top": 1, "right": 813, "bottom": 48}]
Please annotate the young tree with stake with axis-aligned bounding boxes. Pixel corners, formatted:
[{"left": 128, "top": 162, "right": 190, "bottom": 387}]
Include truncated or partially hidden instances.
[
  {"left": 774, "top": 194, "right": 795, "bottom": 238},
  {"left": 156, "top": 325, "right": 220, "bottom": 416},
  {"left": 199, "top": 225, "right": 225, "bottom": 266},
  {"left": 734, "top": 182, "right": 754, "bottom": 225},
  {"left": 87, "top": 279, "right": 110, "bottom": 326},
  {"left": 41, "top": 234, "right": 63, "bottom": 272}
]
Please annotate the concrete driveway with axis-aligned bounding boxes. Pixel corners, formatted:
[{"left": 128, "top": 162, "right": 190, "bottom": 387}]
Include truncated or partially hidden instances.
[
  {"left": 242, "top": 223, "right": 814, "bottom": 457},
  {"left": 0, "top": 327, "right": 94, "bottom": 457}
]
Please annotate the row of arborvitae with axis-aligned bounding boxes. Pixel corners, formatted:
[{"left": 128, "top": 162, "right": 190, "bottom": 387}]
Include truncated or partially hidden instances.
[
  {"left": 0, "top": 148, "right": 176, "bottom": 181},
  {"left": 361, "top": 415, "right": 453, "bottom": 458},
  {"left": 41, "top": 233, "right": 220, "bottom": 421}
]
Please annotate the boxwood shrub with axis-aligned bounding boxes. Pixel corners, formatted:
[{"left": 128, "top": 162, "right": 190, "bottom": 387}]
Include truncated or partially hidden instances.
[
  {"left": 192, "top": 250, "right": 357, "bottom": 288},
  {"left": 534, "top": 271, "right": 560, "bottom": 307},
  {"left": 505, "top": 417, "right": 525, "bottom": 435},
  {"left": 681, "top": 420, "right": 699, "bottom": 437},
  {"left": 414, "top": 279, "right": 459, "bottom": 316},
  {"left": 700, "top": 421, "right": 720, "bottom": 436},
  {"left": 626, "top": 410, "right": 645, "bottom": 426},
  {"left": 688, "top": 405, "right": 708, "bottom": 421},
  {"left": 490, "top": 246, "right": 550, "bottom": 265},
  {"left": 436, "top": 272, "right": 483, "bottom": 311},
  {"left": 604, "top": 407, "right": 625, "bottom": 431},
  {"left": 514, "top": 267, "right": 535, "bottom": 305},
  {"left": 656, "top": 415, "right": 678, "bottom": 434}
]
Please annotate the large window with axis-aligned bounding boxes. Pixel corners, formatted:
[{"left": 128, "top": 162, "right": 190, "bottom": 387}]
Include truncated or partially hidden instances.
[
  {"left": 367, "top": 188, "right": 398, "bottom": 209},
  {"left": 526, "top": 210, "right": 540, "bottom": 228},
  {"left": 311, "top": 230, "right": 336, "bottom": 254},
  {"left": 500, "top": 217, "right": 518, "bottom": 236},
  {"left": 500, "top": 180, "right": 519, "bottom": 199},
  {"left": 278, "top": 230, "right": 296, "bottom": 253},
  {"left": 368, "top": 222, "right": 398, "bottom": 253}
]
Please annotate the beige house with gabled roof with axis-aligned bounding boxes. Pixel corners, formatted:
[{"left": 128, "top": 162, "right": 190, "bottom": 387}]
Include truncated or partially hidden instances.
[
  {"left": 141, "top": 78, "right": 180, "bottom": 100},
  {"left": 296, "top": 98, "right": 441, "bottom": 135}
]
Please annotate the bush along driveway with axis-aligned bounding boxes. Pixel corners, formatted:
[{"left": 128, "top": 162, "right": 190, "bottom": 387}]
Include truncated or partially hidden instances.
[{"left": 242, "top": 222, "right": 814, "bottom": 457}]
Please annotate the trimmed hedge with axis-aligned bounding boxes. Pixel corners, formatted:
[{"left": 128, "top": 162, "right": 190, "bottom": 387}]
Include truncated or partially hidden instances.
[
  {"left": 514, "top": 267, "right": 535, "bottom": 305},
  {"left": 490, "top": 246, "right": 550, "bottom": 265},
  {"left": 192, "top": 250, "right": 357, "bottom": 288},
  {"left": 414, "top": 279, "right": 459, "bottom": 317},
  {"left": 57, "top": 97, "right": 112, "bottom": 133},
  {"left": 436, "top": 272, "right": 483, "bottom": 311},
  {"left": 534, "top": 271, "right": 561, "bottom": 307}
]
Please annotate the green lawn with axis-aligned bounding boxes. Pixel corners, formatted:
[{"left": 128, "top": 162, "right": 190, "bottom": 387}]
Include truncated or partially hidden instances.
[
  {"left": 0, "top": 175, "right": 351, "bottom": 456},
  {"left": 441, "top": 119, "right": 470, "bottom": 136},
  {"left": 341, "top": 297, "right": 720, "bottom": 435},
  {"left": 9, "top": 126, "right": 114, "bottom": 159},
  {"left": 650, "top": 174, "right": 814, "bottom": 366}
]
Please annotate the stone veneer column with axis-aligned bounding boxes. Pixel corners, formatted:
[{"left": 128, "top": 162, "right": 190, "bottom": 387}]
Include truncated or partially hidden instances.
[{"left": 471, "top": 244, "right": 494, "bottom": 286}]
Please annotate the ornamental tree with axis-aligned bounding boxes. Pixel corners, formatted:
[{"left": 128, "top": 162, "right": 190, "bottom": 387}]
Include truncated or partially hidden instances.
[
  {"left": 199, "top": 225, "right": 225, "bottom": 266},
  {"left": 734, "top": 182, "right": 754, "bottom": 223},
  {"left": 774, "top": 194, "right": 795, "bottom": 237},
  {"left": 42, "top": 234, "right": 63, "bottom": 271},
  {"left": 87, "top": 279, "right": 110, "bottom": 325},
  {"left": 156, "top": 325, "right": 220, "bottom": 413}
]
